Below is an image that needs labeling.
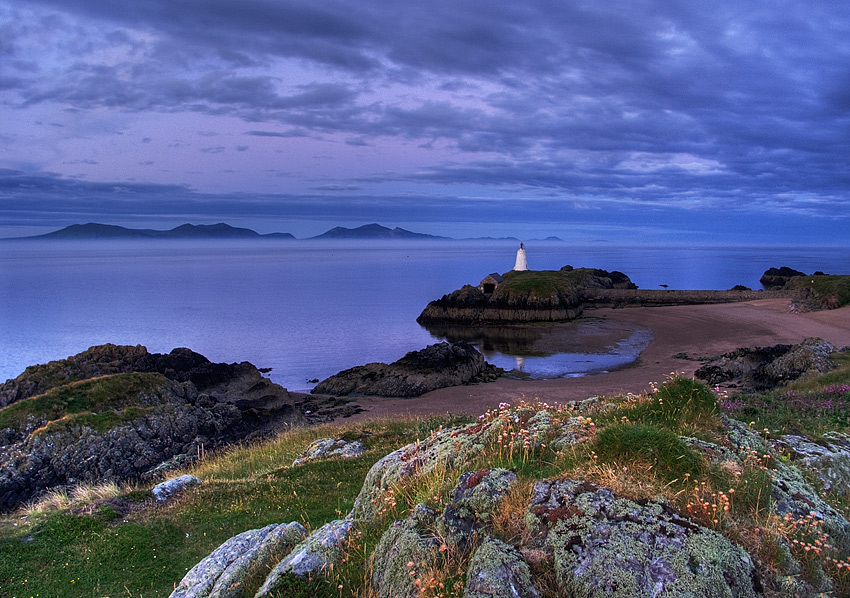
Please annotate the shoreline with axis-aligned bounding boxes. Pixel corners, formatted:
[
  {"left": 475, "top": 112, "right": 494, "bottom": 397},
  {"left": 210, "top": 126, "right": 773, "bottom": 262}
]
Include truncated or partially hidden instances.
[{"left": 344, "top": 298, "right": 850, "bottom": 422}]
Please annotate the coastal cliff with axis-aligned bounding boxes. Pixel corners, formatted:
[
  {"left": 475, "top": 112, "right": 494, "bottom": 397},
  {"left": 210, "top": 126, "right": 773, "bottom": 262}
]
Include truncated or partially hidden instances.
[{"left": 0, "top": 345, "right": 355, "bottom": 511}]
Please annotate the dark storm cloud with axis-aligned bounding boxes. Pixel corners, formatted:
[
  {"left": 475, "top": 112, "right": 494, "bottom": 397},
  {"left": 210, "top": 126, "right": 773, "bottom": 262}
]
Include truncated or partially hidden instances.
[{"left": 3, "top": 0, "right": 850, "bottom": 224}]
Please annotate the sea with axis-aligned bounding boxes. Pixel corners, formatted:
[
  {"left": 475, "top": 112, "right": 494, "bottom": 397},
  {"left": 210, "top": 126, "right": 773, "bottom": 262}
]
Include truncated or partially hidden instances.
[{"left": 1, "top": 240, "right": 847, "bottom": 392}]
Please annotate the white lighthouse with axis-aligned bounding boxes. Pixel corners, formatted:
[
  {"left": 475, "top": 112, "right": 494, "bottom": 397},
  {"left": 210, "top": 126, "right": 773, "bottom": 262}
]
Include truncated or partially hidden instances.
[{"left": 513, "top": 242, "right": 528, "bottom": 271}]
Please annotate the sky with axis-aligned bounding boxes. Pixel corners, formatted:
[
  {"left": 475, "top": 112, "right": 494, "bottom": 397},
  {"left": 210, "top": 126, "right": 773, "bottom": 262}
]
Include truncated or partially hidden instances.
[{"left": 1, "top": 0, "right": 849, "bottom": 243}]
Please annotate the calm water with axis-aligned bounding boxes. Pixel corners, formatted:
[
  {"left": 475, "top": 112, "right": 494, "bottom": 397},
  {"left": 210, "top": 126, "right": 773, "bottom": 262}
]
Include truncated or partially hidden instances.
[{"left": 1, "top": 240, "right": 847, "bottom": 391}]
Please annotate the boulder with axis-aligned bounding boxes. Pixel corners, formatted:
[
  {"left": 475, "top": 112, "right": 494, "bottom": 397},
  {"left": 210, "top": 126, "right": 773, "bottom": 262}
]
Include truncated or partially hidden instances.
[
  {"left": 465, "top": 537, "right": 539, "bottom": 598},
  {"left": 255, "top": 519, "right": 353, "bottom": 596},
  {"left": 441, "top": 468, "right": 517, "bottom": 549},
  {"left": 291, "top": 438, "right": 366, "bottom": 467},
  {"left": 311, "top": 342, "right": 501, "bottom": 398},
  {"left": 152, "top": 474, "right": 201, "bottom": 501},
  {"left": 526, "top": 479, "right": 762, "bottom": 597},
  {"left": 169, "top": 522, "right": 306, "bottom": 598}
]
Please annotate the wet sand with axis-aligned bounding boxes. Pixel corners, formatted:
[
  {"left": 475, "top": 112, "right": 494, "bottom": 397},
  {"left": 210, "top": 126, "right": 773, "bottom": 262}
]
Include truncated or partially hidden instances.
[{"left": 347, "top": 299, "right": 850, "bottom": 422}]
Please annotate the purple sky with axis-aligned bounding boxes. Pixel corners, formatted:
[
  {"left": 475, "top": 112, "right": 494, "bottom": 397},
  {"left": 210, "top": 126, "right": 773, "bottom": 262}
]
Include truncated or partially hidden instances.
[{"left": 1, "top": 0, "right": 849, "bottom": 243}]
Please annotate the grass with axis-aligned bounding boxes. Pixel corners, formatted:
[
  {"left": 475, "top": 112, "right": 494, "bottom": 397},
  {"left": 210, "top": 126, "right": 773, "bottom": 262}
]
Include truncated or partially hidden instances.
[
  {"left": 498, "top": 270, "right": 578, "bottom": 297},
  {"left": 0, "top": 372, "right": 169, "bottom": 434},
  {"left": 786, "top": 274, "right": 850, "bottom": 309},
  {"left": 3, "top": 365, "right": 850, "bottom": 597}
]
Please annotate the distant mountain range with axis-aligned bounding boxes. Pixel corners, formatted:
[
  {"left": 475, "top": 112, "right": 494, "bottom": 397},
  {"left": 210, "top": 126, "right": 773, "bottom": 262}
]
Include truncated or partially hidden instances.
[
  {"left": 25, "top": 222, "right": 296, "bottom": 240},
  {"left": 7, "top": 222, "right": 561, "bottom": 242}
]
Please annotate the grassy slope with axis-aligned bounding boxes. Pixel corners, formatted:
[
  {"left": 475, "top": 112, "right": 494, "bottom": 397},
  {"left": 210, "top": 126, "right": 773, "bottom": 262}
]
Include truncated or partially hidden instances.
[
  {"left": 1, "top": 362, "right": 850, "bottom": 597},
  {"left": 0, "top": 372, "right": 170, "bottom": 434},
  {"left": 787, "top": 274, "right": 850, "bottom": 308}
]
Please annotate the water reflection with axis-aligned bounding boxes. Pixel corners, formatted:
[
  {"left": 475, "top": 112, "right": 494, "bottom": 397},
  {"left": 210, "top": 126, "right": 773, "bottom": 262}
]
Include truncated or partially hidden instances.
[{"left": 421, "top": 317, "right": 653, "bottom": 379}]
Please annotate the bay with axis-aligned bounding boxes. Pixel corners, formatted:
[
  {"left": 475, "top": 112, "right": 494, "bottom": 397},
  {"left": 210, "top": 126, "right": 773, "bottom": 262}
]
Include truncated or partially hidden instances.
[{"left": 1, "top": 239, "right": 847, "bottom": 391}]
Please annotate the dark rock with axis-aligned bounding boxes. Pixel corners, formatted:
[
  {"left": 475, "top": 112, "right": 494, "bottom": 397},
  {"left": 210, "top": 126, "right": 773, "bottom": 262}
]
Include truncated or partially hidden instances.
[
  {"left": 311, "top": 342, "right": 501, "bottom": 398},
  {"left": 0, "top": 345, "right": 312, "bottom": 512},
  {"left": 695, "top": 338, "right": 836, "bottom": 390},
  {"left": 761, "top": 266, "right": 806, "bottom": 289}
]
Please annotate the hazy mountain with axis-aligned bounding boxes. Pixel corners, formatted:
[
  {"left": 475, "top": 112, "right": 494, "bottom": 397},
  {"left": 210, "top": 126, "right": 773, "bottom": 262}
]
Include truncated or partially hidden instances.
[
  {"left": 309, "top": 223, "right": 448, "bottom": 240},
  {"left": 23, "top": 223, "right": 296, "bottom": 240}
]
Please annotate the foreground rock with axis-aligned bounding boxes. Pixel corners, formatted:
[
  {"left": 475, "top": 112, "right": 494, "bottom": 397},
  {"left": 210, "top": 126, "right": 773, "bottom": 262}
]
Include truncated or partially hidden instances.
[
  {"left": 695, "top": 337, "right": 839, "bottom": 390},
  {"left": 311, "top": 341, "right": 501, "bottom": 398},
  {"left": 177, "top": 395, "right": 820, "bottom": 597},
  {"left": 0, "top": 345, "right": 357, "bottom": 512}
]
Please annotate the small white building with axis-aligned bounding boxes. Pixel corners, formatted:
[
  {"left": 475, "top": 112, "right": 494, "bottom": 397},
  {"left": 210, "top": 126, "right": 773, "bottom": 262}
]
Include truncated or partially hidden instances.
[{"left": 514, "top": 242, "right": 528, "bottom": 271}]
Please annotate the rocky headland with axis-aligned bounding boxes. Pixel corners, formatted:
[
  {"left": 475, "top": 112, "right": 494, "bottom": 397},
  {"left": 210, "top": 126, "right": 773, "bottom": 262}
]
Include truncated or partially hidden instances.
[
  {"left": 417, "top": 266, "right": 848, "bottom": 326},
  {"left": 311, "top": 341, "right": 501, "bottom": 398},
  {"left": 416, "top": 267, "right": 636, "bottom": 325},
  {"left": 0, "top": 344, "right": 357, "bottom": 511}
]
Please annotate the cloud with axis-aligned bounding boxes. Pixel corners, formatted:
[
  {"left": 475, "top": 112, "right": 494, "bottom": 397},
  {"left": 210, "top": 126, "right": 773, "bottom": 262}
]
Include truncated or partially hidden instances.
[{"left": 0, "top": 0, "right": 848, "bottom": 236}]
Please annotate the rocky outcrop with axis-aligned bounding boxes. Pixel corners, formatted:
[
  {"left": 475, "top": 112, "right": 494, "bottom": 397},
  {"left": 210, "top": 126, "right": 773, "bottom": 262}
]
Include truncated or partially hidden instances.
[
  {"left": 774, "top": 432, "right": 850, "bottom": 493},
  {"left": 416, "top": 268, "right": 626, "bottom": 325},
  {"left": 0, "top": 343, "right": 290, "bottom": 410},
  {"left": 526, "top": 479, "right": 761, "bottom": 597},
  {"left": 695, "top": 338, "right": 838, "bottom": 390},
  {"left": 176, "top": 401, "right": 789, "bottom": 598},
  {"left": 760, "top": 266, "right": 807, "bottom": 289},
  {"left": 311, "top": 342, "right": 501, "bottom": 398},
  {"left": 0, "top": 345, "right": 357, "bottom": 512}
]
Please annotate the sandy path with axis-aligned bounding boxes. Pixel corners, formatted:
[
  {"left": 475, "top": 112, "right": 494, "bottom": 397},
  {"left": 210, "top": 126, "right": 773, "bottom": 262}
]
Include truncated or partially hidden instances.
[{"left": 346, "top": 299, "right": 850, "bottom": 422}]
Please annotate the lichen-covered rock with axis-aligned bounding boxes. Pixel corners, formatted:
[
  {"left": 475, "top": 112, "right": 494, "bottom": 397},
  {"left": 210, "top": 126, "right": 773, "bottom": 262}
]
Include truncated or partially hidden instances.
[
  {"left": 255, "top": 519, "right": 353, "bottom": 596},
  {"left": 763, "top": 338, "right": 836, "bottom": 384},
  {"left": 169, "top": 522, "right": 306, "bottom": 598},
  {"left": 152, "top": 474, "right": 201, "bottom": 501},
  {"left": 442, "top": 468, "right": 516, "bottom": 548},
  {"left": 526, "top": 479, "right": 762, "bottom": 598},
  {"left": 370, "top": 516, "right": 442, "bottom": 598},
  {"left": 351, "top": 419, "right": 503, "bottom": 521},
  {"left": 311, "top": 342, "right": 500, "bottom": 398},
  {"left": 464, "top": 536, "right": 539, "bottom": 598},
  {"left": 775, "top": 432, "right": 850, "bottom": 493},
  {"left": 291, "top": 438, "right": 366, "bottom": 467}
]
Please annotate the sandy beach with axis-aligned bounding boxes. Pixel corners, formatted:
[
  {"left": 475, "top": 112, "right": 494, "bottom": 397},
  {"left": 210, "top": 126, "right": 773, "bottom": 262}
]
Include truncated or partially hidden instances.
[{"left": 348, "top": 298, "right": 850, "bottom": 422}]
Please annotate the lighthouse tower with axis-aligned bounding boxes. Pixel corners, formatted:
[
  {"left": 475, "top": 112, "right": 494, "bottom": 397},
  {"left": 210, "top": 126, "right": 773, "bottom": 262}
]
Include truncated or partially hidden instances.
[{"left": 513, "top": 242, "right": 528, "bottom": 271}]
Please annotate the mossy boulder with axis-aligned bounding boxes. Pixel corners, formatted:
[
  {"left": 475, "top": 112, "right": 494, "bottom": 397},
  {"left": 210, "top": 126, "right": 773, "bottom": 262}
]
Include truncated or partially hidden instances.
[
  {"left": 527, "top": 479, "right": 762, "bottom": 597},
  {"left": 465, "top": 536, "right": 539, "bottom": 598}
]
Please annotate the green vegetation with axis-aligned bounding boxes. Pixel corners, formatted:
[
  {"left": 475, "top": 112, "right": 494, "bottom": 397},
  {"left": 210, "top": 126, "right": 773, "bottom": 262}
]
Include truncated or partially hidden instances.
[
  {"left": 498, "top": 269, "right": 578, "bottom": 297},
  {"left": 787, "top": 274, "right": 850, "bottom": 309},
  {"left": 720, "top": 352, "right": 850, "bottom": 437},
  {"left": 0, "top": 372, "right": 169, "bottom": 433},
  {"left": 2, "top": 364, "right": 850, "bottom": 597}
]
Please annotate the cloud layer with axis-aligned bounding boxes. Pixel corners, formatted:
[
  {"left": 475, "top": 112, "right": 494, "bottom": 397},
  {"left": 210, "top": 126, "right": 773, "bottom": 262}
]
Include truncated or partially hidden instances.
[{"left": 1, "top": 0, "right": 849, "bottom": 240}]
